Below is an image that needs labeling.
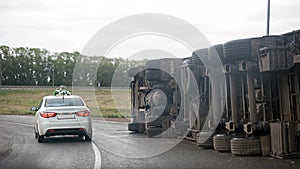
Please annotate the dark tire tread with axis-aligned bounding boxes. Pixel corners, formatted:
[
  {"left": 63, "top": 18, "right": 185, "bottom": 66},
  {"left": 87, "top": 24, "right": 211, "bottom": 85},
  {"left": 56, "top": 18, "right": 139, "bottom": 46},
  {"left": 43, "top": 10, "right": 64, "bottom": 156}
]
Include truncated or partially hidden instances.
[
  {"left": 196, "top": 131, "right": 213, "bottom": 149},
  {"left": 213, "top": 134, "right": 231, "bottom": 152},
  {"left": 223, "top": 39, "right": 252, "bottom": 62},
  {"left": 37, "top": 135, "right": 44, "bottom": 143},
  {"left": 146, "top": 127, "right": 162, "bottom": 137},
  {"left": 230, "top": 138, "right": 262, "bottom": 156}
]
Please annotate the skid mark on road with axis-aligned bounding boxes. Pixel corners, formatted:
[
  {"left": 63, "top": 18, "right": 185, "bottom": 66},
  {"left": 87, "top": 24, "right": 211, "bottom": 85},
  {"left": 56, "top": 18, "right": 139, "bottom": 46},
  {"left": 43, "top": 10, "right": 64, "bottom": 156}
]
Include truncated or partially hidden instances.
[{"left": 92, "top": 142, "right": 102, "bottom": 169}]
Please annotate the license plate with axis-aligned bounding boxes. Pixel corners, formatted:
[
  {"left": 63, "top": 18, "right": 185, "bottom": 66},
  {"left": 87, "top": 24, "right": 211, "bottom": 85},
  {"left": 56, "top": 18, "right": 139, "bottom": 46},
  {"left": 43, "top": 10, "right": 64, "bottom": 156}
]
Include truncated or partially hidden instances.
[{"left": 58, "top": 113, "right": 75, "bottom": 119}]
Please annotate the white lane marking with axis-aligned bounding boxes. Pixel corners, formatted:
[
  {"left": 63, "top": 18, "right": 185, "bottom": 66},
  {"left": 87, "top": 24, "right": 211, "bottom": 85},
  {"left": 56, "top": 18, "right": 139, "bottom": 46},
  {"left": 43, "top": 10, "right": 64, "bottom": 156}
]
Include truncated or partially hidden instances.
[
  {"left": 0, "top": 121, "right": 34, "bottom": 127},
  {"left": 92, "top": 142, "right": 102, "bottom": 169}
]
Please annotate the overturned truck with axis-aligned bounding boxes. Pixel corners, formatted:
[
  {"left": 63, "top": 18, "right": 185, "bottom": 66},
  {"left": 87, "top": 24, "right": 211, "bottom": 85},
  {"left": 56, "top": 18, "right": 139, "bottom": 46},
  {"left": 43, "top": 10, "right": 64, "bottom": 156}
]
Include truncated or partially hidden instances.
[
  {"left": 127, "top": 58, "right": 185, "bottom": 137},
  {"left": 127, "top": 29, "right": 300, "bottom": 159}
]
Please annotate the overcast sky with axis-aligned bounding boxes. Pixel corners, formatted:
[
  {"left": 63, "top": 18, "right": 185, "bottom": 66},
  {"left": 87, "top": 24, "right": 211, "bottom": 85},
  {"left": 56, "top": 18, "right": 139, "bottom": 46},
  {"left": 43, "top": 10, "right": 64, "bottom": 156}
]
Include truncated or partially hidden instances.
[{"left": 0, "top": 0, "right": 299, "bottom": 58}]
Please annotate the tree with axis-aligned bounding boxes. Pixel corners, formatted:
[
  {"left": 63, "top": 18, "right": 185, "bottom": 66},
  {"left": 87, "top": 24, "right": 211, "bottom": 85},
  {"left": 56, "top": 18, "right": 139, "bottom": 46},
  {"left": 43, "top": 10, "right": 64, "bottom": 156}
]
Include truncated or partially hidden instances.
[
  {"left": 0, "top": 45, "right": 146, "bottom": 87},
  {"left": 0, "top": 46, "right": 10, "bottom": 87}
]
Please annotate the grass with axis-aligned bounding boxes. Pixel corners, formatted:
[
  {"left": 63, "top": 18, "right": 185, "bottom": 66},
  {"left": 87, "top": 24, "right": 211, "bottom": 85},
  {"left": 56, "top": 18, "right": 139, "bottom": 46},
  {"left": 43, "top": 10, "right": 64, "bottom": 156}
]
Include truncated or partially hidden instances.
[{"left": 0, "top": 88, "right": 131, "bottom": 118}]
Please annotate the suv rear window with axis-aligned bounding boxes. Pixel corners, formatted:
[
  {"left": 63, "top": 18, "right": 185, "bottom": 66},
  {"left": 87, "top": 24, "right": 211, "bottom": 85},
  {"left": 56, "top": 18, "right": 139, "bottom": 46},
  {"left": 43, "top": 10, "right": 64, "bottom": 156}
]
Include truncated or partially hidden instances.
[{"left": 45, "top": 98, "right": 84, "bottom": 107}]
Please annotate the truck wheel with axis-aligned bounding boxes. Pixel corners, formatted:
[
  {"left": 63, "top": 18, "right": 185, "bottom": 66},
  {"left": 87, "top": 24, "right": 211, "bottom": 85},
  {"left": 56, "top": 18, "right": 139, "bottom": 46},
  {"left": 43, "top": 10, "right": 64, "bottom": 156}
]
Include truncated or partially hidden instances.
[
  {"left": 196, "top": 131, "right": 213, "bottom": 149},
  {"left": 231, "top": 138, "right": 262, "bottom": 156},
  {"left": 213, "top": 134, "right": 231, "bottom": 152},
  {"left": 192, "top": 48, "right": 208, "bottom": 65},
  {"left": 146, "top": 116, "right": 163, "bottom": 127},
  {"left": 146, "top": 127, "right": 162, "bottom": 137},
  {"left": 145, "top": 88, "right": 169, "bottom": 117},
  {"left": 128, "top": 122, "right": 139, "bottom": 132},
  {"left": 223, "top": 38, "right": 251, "bottom": 63},
  {"left": 208, "top": 44, "right": 224, "bottom": 64},
  {"left": 128, "top": 122, "right": 145, "bottom": 133}
]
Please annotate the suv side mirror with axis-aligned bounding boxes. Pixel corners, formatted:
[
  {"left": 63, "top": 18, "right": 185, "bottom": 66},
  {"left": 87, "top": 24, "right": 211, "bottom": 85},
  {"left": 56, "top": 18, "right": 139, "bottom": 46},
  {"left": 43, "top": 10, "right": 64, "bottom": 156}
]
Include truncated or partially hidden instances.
[{"left": 31, "top": 107, "right": 38, "bottom": 111}]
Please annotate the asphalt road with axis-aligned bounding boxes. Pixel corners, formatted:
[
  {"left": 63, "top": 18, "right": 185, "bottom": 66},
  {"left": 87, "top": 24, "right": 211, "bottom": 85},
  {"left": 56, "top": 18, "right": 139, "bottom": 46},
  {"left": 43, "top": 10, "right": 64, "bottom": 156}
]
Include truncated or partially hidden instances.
[{"left": 1, "top": 115, "right": 300, "bottom": 169}]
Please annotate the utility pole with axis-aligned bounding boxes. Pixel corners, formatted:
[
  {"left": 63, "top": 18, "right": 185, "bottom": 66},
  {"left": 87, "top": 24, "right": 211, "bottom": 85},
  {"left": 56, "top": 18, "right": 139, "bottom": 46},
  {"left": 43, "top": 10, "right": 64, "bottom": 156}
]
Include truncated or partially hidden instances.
[{"left": 267, "top": 0, "right": 271, "bottom": 36}]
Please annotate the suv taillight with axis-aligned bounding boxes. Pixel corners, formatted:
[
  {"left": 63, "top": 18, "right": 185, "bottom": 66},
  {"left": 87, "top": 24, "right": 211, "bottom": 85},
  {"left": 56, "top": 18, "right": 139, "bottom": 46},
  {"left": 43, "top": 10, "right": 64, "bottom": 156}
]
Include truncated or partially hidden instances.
[
  {"left": 40, "top": 112, "right": 57, "bottom": 118},
  {"left": 76, "top": 111, "right": 90, "bottom": 117}
]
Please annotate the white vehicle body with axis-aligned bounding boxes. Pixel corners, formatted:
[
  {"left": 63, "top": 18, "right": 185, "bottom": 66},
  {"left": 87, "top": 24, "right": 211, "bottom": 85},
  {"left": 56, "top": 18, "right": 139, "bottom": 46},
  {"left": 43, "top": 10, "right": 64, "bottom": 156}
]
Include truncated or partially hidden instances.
[{"left": 33, "top": 95, "right": 92, "bottom": 142}]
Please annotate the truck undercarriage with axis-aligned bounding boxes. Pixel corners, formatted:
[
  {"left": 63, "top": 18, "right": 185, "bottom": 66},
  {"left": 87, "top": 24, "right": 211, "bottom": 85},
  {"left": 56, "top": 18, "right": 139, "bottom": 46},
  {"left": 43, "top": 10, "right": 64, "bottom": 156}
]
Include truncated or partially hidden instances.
[{"left": 127, "top": 29, "right": 300, "bottom": 159}]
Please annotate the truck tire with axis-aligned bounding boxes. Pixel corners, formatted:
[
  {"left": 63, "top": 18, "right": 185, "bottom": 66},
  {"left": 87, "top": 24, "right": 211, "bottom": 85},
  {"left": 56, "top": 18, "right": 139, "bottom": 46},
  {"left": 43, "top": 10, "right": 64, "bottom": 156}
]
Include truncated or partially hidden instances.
[
  {"left": 128, "top": 122, "right": 139, "bottom": 132},
  {"left": 231, "top": 138, "right": 262, "bottom": 156},
  {"left": 196, "top": 131, "right": 213, "bottom": 149},
  {"left": 146, "top": 116, "right": 163, "bottom": 127},
  {"left": 146, "top": 127, "right": 162, "bottom": 137},
  {"left": 208, "top": 44, "right": 224, "bottom": 64},
  {"left": 223, "top": 39, "right": 252, "bottom": 63},
  {"left": 145, "top": 88, "right": 170, "bottom": 117},
  {"left": 192, "top": 48, "right": 208, "bottom": 65},
  {"left": 213, "top": 134, "right": 231, "bottom": 152},
  {"left": 128, "top": 122, "right": 145, "bottom": 133}
]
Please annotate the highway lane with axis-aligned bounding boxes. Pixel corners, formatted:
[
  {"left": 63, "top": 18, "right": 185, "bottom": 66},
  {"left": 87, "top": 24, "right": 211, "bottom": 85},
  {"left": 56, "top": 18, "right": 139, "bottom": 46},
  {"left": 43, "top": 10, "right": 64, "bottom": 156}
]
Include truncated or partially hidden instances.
[
  {"left": 92, "top": 119, "right": 300, "bottom": 169},
  {"left": 1, "top": 115, "right": 300, "bottom": 169},
  {"left": 0, "top": 115, "right": 95, "bottom": 169}
]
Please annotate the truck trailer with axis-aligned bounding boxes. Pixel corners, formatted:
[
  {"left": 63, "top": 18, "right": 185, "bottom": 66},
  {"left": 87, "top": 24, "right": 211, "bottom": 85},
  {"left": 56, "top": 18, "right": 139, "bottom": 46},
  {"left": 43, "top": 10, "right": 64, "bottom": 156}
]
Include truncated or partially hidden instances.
[{"left": 127, "top": 29, "right": 300, "bottom": 159}]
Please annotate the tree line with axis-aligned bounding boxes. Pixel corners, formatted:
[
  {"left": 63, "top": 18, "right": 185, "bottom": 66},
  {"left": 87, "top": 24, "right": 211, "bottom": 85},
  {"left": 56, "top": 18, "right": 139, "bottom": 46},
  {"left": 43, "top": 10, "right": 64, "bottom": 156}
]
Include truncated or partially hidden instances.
[{"left": 0, "top": 45, "right": 145, "bottom": 87}]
